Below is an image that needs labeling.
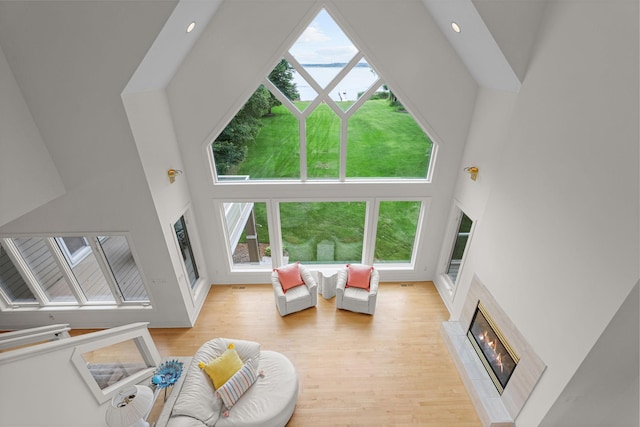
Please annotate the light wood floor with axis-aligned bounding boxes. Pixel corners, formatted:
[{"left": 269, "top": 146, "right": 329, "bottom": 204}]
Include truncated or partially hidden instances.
[{"left": 81, "top": 282, "right": 481, "bottom": 426}]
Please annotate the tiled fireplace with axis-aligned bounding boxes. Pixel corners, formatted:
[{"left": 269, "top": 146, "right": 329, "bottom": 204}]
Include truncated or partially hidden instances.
[{"left": 441, "top": 275, "right": 546, "bottom": 427}]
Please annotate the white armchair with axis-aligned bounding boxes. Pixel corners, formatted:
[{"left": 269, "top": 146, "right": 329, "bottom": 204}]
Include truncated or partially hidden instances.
[
  {"left": 336, "top": 265, "right": 379, "bottom": 315},
  {"left": 271, "top": 263, "right": 318, "bottom": 316}
]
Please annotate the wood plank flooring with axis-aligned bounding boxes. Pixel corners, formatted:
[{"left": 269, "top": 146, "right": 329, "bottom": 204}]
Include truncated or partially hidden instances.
[{"left": 77, "top": 281, "right": 481, "bottom": 426}]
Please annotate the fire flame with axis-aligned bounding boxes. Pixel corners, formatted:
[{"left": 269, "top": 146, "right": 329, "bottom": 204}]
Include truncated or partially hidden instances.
[{"left": 478, "top": 330, "right": 505, "bottom": 373}]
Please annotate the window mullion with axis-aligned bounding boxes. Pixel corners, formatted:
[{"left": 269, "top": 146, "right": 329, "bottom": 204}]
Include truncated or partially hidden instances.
[
  {"left": 88, "top": 236, "right": 124, "bottom": 304},
  {"left": 284, "top": 53, "right": 325, "bottom": 96},
  {"left": 340, "top": 120, "right": 347, "bottom": 182},
  {"left": 1, "top": 239, "right": 48, "bottom": 306},
  {"left": 262, "top": 78, "right": 304, "bottom": 120},
  {"left": 0, "top": 286, "right": 12, "bottom": 307},
  {"left": 46, "top": 238, "right": 86, "bottom": 304},
  {"left": 363, "top": 199, "right": 379, "bottom": 265},
  {"left": 323, "top": 51, "right": 363, "bottom": 96},
  {"left": 300, "top": 119, "right": 307, "bottom": 181},
  {"left": 342, "top": 77, "right": 383, "bottom": 120},
  {"left": 268, "top": 201, "right": 282, "bottom": 268}
]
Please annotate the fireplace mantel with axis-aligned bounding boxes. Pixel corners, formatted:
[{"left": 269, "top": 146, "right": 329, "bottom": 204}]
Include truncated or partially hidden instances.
[{"left": 441, "top": 275, "right": 546, "bottom": 427}]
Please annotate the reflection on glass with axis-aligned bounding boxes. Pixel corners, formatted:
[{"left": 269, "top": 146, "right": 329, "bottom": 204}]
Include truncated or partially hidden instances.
[
  {"left": 446, "top": 212, "right": 472, "bottom": 284},
  {"left": 13, "top": 237, "right": 75, "bottom": 302},
  {"left": 280, "top": 202, "right": 365, "bottom": 264},
  {"left": 98, "top": 236, "right": 148, "bottom": 302},
  {"left": 0, "top": 243, "right": 36, "bottom": 303},
  {"left": 56, "top": 236, "right": 114, "bottom": 303},
  {"left": 374, "top": 201, "right": 421, "bottom": 263},
  {"left": 173, "top": 218, "right": 199, "bottom": 289},
  {"left": 82, "top": 339, "right": 148, "bottom": 390},
  {"left": 225, "top": 202, "right": 270, "bottom": 266}
]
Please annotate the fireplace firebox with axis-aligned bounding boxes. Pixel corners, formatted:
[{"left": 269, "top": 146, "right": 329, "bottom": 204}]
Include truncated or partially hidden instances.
[{"left": 467, "top": 302, "right": 519, "bottom": 394}]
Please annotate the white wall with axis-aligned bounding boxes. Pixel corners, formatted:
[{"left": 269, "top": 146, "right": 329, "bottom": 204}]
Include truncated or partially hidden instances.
[
  {"left": 448, "top": 0, "right": 639, "bottom": 425},
  {"left": 122, "top": 89, "right": 209, "bottom": 325},
  {"left": 0, "top": 44, "right": 65, "bottom": 227},
  {"left": 540, "top": 282, "right": 639, "bottom": 427},
  {"left": 0, "top": 344, "right": 104, "bottom": 427},
  {"left": 0, "top": 323, "right": 159, "bottom": 427},
  {"left": 0, "top": 1, "right": 195, "bottom": 329},
  {"left": 473, "top": 0, "right": 546, "bottom": 82}
]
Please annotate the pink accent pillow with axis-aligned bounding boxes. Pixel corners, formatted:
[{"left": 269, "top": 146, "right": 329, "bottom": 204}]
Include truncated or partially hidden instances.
[
  {"left": 275, "top": 262, "right": 304, "bottom": 292},
  {"left": 346, "top": 264, "right": 374, "bottom": 290}
]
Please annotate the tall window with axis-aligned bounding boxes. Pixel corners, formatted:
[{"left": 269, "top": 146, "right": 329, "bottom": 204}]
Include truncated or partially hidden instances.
[
  {"left": 0, "top": 234, "right": 148, "bottom": 308},
  {"left": 173, "top": 216, "right": 199, "bottom": 288},
  {"left": 211, "top": 7, "right": 435, "bottom": 270},
  {"left": 220, "top": 199, "right": 425, "bottom": 269},
  {"left": 446, "top": 212, "right": 473, "bottom": 284}
]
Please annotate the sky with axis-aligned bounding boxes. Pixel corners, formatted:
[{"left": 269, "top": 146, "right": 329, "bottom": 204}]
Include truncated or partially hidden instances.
[{"left": 289, "top": 9, "right": 358, "bottom": 65}]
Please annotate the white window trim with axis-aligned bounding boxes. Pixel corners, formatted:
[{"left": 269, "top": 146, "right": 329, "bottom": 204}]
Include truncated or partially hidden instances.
[
  {"left": 170, "top": 208, "right": 206, "bottom": 302},
  {"left": 219, "top": 197, "right": 430, "bottom": 272},
  {"left": 436, "top": 204, "right": 476, "bottom": 302},
  {"left": 0, "top": 233, "right": 150, "bottom": 309},
  {"left": 70, "top": 322, "right": 161, "bottom": 404}
]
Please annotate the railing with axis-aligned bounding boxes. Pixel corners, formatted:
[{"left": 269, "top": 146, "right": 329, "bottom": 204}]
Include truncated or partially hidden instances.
[
  {"left": 0, "top": 323, "right": 71, "bottom": 350},
  {"left": 0, "top": 322, "right": 162, "bottom": 425}
]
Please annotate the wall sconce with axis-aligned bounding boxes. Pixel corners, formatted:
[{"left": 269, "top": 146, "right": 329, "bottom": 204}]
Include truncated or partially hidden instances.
[
  {"left": 464, "top": 166, "right": 479, "bottom": 181},
  {"left": 167, "top": 169, "right": 183, "bottom": 184}
]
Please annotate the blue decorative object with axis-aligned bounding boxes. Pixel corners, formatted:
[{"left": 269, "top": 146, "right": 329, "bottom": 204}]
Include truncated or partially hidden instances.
[{"left": 152, "top": 359, "right": 184, "bottom": 389}]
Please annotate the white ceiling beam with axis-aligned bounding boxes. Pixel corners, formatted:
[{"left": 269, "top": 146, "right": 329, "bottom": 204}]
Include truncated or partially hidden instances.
[
  {"left": 124, "top": 0, "right": 223, "bottom": 94},
  {"left": 422, "top": 0, "right": 521, "bottom": 93}
]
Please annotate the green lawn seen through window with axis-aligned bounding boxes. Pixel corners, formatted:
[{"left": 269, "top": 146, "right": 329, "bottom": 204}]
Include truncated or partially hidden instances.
[
  {"left": 243, "top": 199, "right": 421, "bottom": 263},
  {"left": 233, "top": 97, "right": 430, "bottom": 263},
  {"left": 234, "top": 99, "right": 432, "bottom": 179}
]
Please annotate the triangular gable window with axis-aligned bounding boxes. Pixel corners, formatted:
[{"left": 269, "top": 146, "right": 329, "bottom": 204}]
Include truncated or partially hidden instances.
[{"left": 211, "top": 8, "right": 434, "bottom": 181}]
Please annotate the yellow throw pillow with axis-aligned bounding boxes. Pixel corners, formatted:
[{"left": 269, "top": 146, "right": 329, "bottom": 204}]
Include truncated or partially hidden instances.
[{"left": 198, "top": 343, "right": 244, "bottom": 389}]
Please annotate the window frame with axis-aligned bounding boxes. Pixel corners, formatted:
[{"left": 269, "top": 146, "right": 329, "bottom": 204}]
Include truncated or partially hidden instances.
[
  {"left": 217, "top": 196, "right": 429, "bottom": 271},
  {"left": 70, "top": 322, "right": 161, "bottom": 404},
  {"left": 170, "top": 208, "right": 206, "bottom": 299},
  {"left": 0, "top": 233, "right": 150, "bottom": 310},
  {"left": 438, "top": 205, "right": 475, "bottom": 298},
  {"left": 204, "top": 6, "right": 439, "bottom": 277}
]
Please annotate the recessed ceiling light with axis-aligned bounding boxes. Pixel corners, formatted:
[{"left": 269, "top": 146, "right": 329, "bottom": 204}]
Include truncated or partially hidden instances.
[
  {"left": 451, "top": 22, "right": 461, "bottom": 33},
  {"left": 186, "top": 21, "right": 196, "bottom": 33}
]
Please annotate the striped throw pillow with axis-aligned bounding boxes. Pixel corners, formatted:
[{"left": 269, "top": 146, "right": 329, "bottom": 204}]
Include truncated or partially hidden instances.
[{"left": 216, "top": 359, "right": 258, "bottom": 410}]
